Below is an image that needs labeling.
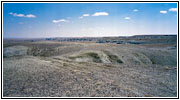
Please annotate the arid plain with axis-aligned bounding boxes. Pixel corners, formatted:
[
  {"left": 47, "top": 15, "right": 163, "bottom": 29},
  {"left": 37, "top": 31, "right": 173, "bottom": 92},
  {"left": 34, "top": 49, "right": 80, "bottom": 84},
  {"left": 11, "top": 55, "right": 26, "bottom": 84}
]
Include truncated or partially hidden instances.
[{"left": 3, "top": 35, "right": 177, "bottom": 97}]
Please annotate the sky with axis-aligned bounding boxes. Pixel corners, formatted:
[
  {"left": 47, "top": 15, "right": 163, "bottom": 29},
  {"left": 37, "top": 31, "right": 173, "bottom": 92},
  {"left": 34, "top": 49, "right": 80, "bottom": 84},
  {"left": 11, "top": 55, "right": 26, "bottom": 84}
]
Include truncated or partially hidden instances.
[{"left": 3, "top": 3, "right": 178, "bottom": 38}]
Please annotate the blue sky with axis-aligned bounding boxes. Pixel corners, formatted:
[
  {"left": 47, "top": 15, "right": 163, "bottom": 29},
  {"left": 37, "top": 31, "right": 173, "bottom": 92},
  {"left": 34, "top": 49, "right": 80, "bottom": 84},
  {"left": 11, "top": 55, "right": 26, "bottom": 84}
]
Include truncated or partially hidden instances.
[{"left": 3, "top": 3, "right": 177, "bottom": 38}]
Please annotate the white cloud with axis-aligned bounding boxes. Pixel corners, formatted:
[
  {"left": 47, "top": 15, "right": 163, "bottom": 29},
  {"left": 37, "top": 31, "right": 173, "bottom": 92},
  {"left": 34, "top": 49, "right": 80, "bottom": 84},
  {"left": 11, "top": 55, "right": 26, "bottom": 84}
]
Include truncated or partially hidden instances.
[
  {"left": 11, "top": 13, "right": 25, "bottom": 17},
  {"left": 26, "top": 14, "right": 36, "bottom": 18},
  {"left": 169, "top": 8, "right": 177, "bottom": 12},
  {"left": 124, "top": 17, "right": 131, "bottom": 20},
  {"left": 160, "top": 11, "right": 167, "bottom": 14},
  {"left": 83, "top": 14, "right": 90, "bottom": 17},
  {"left": 15, "top": 14, "right": 24, "bottom": 17},
  {"left": 133, "top": 9, "right": 138, "bottom": 12},
  {"left": 52, "top": 19, "right": 69, "bottom": 23},
  {"left": 9, "top": 12, "right": 36, "bottom": 18},
  {"left": 79, "top": 14, "right": 90, "bottom": 19},
  {"left": 92, "top": 12, "right": 109, "bottom": 16}
]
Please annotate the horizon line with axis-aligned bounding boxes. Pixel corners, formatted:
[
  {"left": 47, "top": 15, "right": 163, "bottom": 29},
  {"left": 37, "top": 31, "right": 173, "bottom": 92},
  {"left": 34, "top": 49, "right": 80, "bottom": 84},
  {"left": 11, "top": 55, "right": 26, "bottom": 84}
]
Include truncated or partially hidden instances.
[{"left": 3, "top": 34, "right": 177, "bottom": 39}]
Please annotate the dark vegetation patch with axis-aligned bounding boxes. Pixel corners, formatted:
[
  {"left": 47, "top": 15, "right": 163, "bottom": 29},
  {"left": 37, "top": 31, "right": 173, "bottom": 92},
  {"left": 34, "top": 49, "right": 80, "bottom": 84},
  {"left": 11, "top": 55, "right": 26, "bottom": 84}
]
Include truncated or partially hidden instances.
[
  {"left": 132, "top": 53, "right": 150, "bottom": 65},
  {"left": 108, "top": 54, "right": 123, "bottom": 63},
  {"left": 69, "top": 52, "right": 102, "bottom": 63},
  {"left": 84, "top": 52, "right": 102, "bottom": 63},
  {"left": 104, "top": 51, "right": 123, "bottom": 64},
  {"left": 150, "top": 58, "right": 156, "bottom": 64}
]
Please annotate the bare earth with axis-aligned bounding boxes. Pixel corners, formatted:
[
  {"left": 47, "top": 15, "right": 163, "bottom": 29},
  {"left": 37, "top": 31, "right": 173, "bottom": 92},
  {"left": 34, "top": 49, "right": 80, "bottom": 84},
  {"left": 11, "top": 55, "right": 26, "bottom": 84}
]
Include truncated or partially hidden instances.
[{"left": 3, "top": 35, "right": 177, "bottom": 97}]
